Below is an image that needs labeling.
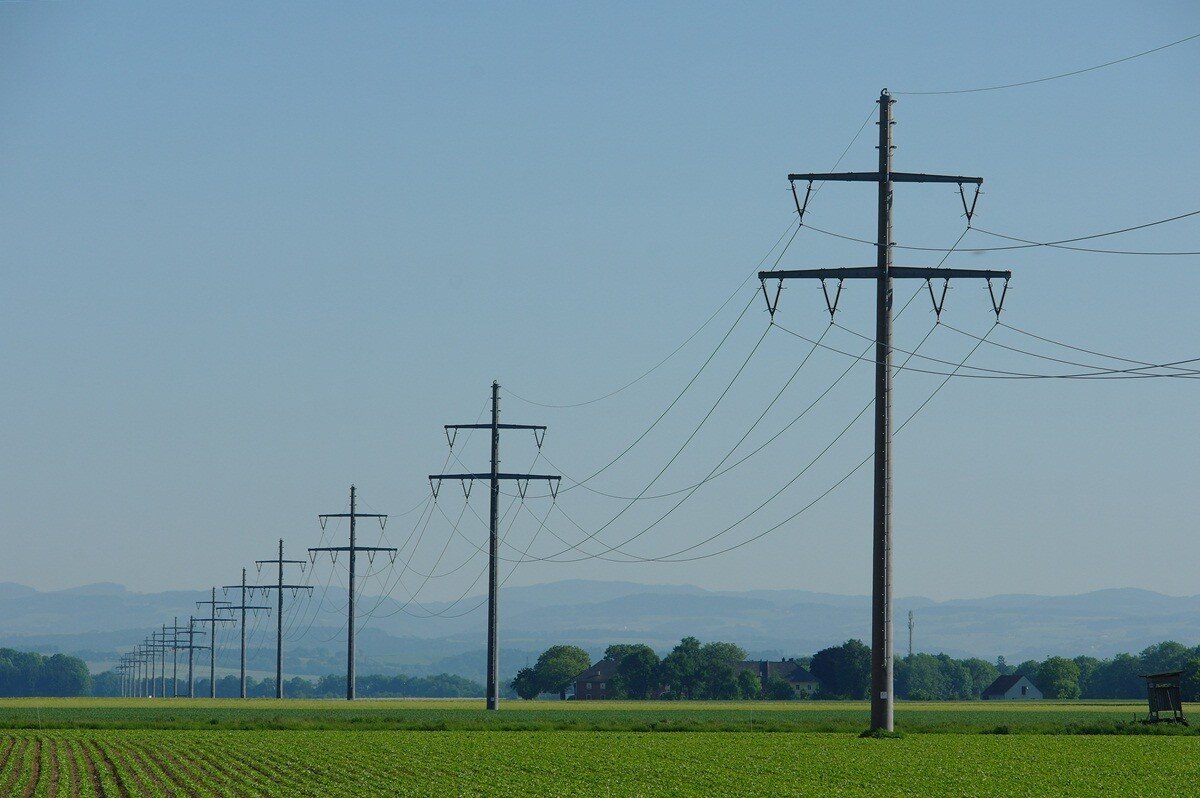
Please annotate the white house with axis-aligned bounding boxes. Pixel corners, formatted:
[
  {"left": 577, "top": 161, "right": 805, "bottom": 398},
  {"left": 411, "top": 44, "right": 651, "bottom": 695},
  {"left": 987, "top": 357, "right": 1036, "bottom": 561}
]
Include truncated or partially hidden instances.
[{"left": 981, "top": 674, "right": 1042, "bottom": 700}]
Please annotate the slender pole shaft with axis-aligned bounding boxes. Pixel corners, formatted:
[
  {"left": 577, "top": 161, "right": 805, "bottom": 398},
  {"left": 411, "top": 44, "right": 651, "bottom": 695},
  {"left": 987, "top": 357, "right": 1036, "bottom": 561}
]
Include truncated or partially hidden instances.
[
  {"left": 149, "top": 641, "right": 156, "bottom": 698},
  {"left": 172, "top": 616, "right": 179, "bottom": 697},
  {"left": 160, "top": 627, "right": 167, "bottom": 698},
  {"left": 277, "top": 538, "right": 285, "bottom": 699},
  {"left": 210, "top": 587, "right": 217, "bottom": 698},
  {"left": 188, "top": 618, "right": 195, "bottom": 698},
  {"left": 871, "top": 88, "right": 895, "bottom": 732},
  {"left": 487, "top": 380, "right": 501, "bottom": 711},
  {"left": 240, "top": 569, "right": 248, "bottom": 699},
  {"left": 347, "top": 486, "right": 356, "bottom": 701}
]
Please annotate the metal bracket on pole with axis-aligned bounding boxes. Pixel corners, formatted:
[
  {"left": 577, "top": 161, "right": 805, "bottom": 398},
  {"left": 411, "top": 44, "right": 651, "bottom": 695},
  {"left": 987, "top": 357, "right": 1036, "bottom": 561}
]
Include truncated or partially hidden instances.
[
  {"left": 318, "top": 516, "right": 328, "bottom": 531},
  {"left": 445, "top": 427, "right": 458, "bottom": 450},
  {"left": 517, "top": 478, "right": 529, "bottom": 500},
  {"left": 821, "top": 278, "right": 844, "bottom": 321},
  {"left": 958, "top": 182, "right": 981, "bottom": 223},
  {"left": 791, "top": 179, "right": 814, "bottom": 223},
  {"left": 460, "top": 478, "right": 474, "bottom": 500},
  {"left": 987, "top": 277, "right": 1009, "bottom": 317},
  {"left": 926, "top": 277, "right": 950, "bottom": 321},
  {"left": 429, "top": 477, "right": 443, "bottom": 500},
  {"left": 760, "top": 278, "right": 784, "bottom": 319},
  {"left": 532, "top": 428, "right": 546, "bottom": 450}
]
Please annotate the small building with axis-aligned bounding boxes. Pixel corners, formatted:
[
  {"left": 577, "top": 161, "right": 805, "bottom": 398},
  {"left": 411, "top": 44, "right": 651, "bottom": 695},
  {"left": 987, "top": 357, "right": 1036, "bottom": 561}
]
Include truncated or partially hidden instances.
[
  {"left": 570, "top": 659, "right": 618, "bottom": 700},
  {"left": 1141, "top": 671, "right": 1186, "bottom": 724},
  {"left": 735, "top": 659, "right": 819, "bottom": 697},
  {"left": 981, "top": 674, "right": 1042, "bottom": 701}
]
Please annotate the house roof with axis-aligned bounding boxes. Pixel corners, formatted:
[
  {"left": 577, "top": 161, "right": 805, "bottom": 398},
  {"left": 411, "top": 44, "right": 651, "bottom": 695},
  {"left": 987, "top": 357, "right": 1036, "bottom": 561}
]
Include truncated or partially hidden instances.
[
  {"left": 734, "top": 660, "right": 817, "bottom": 684},
  {"left": 572, "top": 660, "right": 618, "bottom": 683},
  {"left": 982, "top": 674, "right": 1030, "bottom": 696}
]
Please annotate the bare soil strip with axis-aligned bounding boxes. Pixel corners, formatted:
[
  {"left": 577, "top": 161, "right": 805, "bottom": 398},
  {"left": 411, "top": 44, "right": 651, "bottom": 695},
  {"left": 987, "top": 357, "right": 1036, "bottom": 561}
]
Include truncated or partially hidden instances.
[
  {"left": 72, "top": 738, "right": 104, "bottom": 798},
  {"left": 46, "top": 737, "right": 61, "bottom": 798},
  {"left": 1, "top": 737, "right": 29, "bottom": 797},
  {"left": 22, "top": 736, "right": 43, "bottom": 798},
  {"left": 87, "top": 740, "right": 130, "bottom": 798}
]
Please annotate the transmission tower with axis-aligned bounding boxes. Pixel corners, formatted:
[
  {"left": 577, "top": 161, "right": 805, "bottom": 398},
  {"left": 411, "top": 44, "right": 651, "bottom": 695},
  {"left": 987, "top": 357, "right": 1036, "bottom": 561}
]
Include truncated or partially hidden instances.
[
  {"left": 251, "top": 539, "right": 312, "bottom": 698},
  {"left": 758, "top": 89, "right": 1012, "bottom": 732},
  {"left": 222, "top": 567, "right": 272, "bottom": 698},
  {"left": 310, "top": 488, "right": 394, "bottom": 700},
  {"left": 429, "top": 381, "right": 561, "bottom": 710},
  {"left": 195, "top": 587, "right": 235, "bottom": 698}
]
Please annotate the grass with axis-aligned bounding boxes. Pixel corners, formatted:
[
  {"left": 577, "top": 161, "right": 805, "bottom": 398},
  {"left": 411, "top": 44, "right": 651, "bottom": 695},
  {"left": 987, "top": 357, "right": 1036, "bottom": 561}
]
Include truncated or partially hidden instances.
[
  {"left": 0, "top": 697, "right": 1192, "bottom": 734},
  {"left": 0, "top": 728, "right": 1197, "bottom": 797}
]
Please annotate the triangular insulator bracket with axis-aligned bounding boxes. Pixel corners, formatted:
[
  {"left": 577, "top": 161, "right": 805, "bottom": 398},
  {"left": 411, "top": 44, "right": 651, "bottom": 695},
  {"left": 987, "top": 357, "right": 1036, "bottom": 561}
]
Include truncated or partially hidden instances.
[
  {"left": 378, "top": 516, "right": 387, "bottom": 530},
  {"left": 760, "top": 278, "right": 784, "bottom": 319},
  {"left": 926, "top": 277, "right": 950, "bottom": 321},
  {"left": 460, "top": 479, "right": 473, "bottom": 500},
  {"left": 516, "top": 479, "right": 530, "bottom": 500},
  {"left": 791, "top": 179, "right": 814, "bottom": 223},
  {"left": 821, "top": 278, "right": 844, "bottom": 321},
  {"left": 445, "top": 427, "right": 458, "bottom": 450},
  {"left": 548, "top": 479, "right": 561, "bottom": 500},
  {"left": 367, "top": 550, "right": 376, "bottom": 566},
  {"left": 308, "top": 550, "right": 317, "bottom": 565},
  {"left": 318, "top": 516, "right": 328, "bottom": 531},
  {"left": 533, "top": 428, "right": 546, "bottom": 450},
  {"left": 987, "top": 277, "right": 1009, "bottom": 318},
  {"left": 388, "top": 551, "right": 398, "bottom": 565},
  {"left": 958, "top": 182, "right": 981, "bottom": 223},
  {"left": 255, "top": 562, "right": 263, "bottom": 575},
  {"left": 330, "top": 551, "right": 339, "bottom": 565}
]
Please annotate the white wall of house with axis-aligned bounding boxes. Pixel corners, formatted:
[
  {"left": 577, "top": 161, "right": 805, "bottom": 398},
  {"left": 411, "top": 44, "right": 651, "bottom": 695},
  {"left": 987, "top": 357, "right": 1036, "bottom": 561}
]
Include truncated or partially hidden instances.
[{"left": 999, "top": 676, "right": 1042, "bottom": 700}]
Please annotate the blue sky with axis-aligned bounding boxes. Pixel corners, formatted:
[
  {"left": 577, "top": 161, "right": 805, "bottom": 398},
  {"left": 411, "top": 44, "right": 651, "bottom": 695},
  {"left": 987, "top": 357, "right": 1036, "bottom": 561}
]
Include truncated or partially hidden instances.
[{"left": 1, "top": 2, "right": 1198, "bottom": 607}]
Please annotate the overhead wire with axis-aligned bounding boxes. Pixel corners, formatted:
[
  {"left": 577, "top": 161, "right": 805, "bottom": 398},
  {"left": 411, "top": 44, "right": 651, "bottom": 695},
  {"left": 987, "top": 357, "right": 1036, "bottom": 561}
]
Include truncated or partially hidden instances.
[{"left": 896, "top": 32, "right": 1200, "bottom": 95}]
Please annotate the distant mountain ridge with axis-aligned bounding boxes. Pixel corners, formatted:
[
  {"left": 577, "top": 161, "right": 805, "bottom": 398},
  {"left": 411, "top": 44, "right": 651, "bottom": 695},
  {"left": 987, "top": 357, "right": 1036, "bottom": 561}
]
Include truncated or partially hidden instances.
[{"left": 1, "top": 580, "right": 1196, "bottom": 684}]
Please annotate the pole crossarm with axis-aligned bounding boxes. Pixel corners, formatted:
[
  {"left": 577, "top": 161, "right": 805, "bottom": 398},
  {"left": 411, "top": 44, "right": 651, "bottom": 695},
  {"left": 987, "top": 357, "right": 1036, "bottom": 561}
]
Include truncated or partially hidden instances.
[
  {"left": 760, "top": 266, "right": 1012, "bottom": 280},
  {"left": 789, "top": 171, "right": 983, "bottom": 184},
  {"left": 446, "top": 423, "right": 546, "bottom": 431},
  {"left": 245, "top": 584, "right": 315, "bottom": 590},
  {"left": 428, "top": 473, "right": 561, "bottom": 482}
]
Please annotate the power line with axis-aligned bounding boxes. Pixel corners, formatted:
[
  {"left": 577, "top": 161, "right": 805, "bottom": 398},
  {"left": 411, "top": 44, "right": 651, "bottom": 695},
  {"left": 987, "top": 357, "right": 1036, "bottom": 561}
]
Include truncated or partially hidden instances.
[
  {"left": 896, "top": 32, "right": 1200, "bottom": 95},
  {"left": 803, "top": 209, "right": 1200, "bottom": 254},
  {"left": 998, "top": 319, "right": 1200, "bottom": 373}
]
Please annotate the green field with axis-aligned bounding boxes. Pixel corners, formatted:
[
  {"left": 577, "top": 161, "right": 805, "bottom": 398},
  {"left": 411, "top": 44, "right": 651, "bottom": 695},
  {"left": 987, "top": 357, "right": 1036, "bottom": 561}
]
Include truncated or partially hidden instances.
[{"left": 0, "top": 699, "right": 1195, "bottom": 796}]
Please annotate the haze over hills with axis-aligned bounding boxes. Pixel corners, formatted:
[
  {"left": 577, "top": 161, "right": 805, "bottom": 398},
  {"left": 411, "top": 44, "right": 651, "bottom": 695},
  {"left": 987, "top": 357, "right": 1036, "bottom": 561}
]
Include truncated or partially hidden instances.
[{"left": 2, "top": 579, "right": 1197, "bottom": 684}]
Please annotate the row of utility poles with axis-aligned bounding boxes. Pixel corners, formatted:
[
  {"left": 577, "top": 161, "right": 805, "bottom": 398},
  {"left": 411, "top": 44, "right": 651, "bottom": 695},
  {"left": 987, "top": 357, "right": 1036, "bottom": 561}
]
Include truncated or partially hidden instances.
[{"left": 116, "top": 383, "right": 556, "bottom": 708}]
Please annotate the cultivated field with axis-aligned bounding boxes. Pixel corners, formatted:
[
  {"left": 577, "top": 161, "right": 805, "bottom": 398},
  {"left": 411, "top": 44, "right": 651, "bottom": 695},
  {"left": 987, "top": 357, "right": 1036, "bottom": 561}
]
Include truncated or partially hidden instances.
[{"left": 0, "top": 699, "right": 1196, "bottom": 796}]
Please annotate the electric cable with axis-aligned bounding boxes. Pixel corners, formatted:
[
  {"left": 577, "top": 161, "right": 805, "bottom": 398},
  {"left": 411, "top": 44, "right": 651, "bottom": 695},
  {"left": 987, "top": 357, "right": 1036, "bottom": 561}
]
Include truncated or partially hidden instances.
[{"left": 896, "top": 33, "right": 1200, "bottom": 95}]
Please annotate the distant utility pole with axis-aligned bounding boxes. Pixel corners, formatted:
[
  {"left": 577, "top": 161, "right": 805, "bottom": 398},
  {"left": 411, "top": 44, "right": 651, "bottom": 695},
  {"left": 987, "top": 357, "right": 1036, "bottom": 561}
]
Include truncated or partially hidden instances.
[
  {"left": 908, "top": 610, "right": 915, "bottom": 660},
  {"left": 758, "top": 89, "right": 1012, "bottom": 732},
  {"left": 143, "top": 631, "right": 170, "bottom": 698},
  {"left": 130, "top": 648, "right": 151, "bottom": 698},
  {"left": 311, "top": 488, "right": 394, "bottom": 701},
  {"left": 174, "top": 616, "right": 209, "bottom": 698},
  {"left": 222, "top": 567, "right": 272, "bottom": 699},
  {"left": 195, "top": 587, "right": 235, "bottom": 698},
  {"left": 165, "top": 617, "right": 190, "bottom": 697},
  {"left": 429, "top": 381, "right": 561, "bottom": 710},
  {"left": 252, "top": 539, "right": 312, "bottom": 699}
]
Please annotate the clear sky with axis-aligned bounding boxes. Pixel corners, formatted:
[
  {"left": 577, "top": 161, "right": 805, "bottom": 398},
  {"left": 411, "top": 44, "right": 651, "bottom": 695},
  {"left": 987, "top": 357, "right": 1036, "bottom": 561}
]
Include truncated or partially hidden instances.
[{"left": 2, "top": 2, "right": 1198, "bottom": 608}]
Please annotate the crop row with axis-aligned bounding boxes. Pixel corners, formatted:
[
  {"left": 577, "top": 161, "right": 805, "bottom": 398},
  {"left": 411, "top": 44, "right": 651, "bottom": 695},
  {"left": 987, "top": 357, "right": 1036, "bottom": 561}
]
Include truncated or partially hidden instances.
[{"left": 0, "top": 729, "right": 1195, "bottom": 796}]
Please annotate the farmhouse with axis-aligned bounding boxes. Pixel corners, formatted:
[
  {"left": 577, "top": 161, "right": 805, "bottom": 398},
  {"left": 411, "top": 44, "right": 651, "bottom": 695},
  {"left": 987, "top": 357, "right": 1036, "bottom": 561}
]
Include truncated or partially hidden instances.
[
  {"left": 981, "top": 674, "right": 1043, "bottom": 700},
  {"left": 570, "top": 659, "right": 618, "bottom": 700},
  {"left": 735, "top": 659, "right": 819, "bottom": 697}
]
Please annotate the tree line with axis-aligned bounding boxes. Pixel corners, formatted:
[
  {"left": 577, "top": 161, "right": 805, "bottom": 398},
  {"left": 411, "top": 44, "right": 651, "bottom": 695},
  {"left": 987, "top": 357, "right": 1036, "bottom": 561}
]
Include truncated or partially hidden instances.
[
  {"left": 512, "top": 638, "right": 1200, "bottom": 701},
  {"left": 0, "top": 648, "right": 90, "bottom": 697},
  {"left": 91, "top": 671, "right": 482, "bottom": 698}
]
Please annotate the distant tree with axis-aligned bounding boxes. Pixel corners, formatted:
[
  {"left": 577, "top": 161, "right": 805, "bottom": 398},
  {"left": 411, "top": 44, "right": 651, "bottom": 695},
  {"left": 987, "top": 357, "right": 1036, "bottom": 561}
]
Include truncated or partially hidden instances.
[
  {"left": 762, "top": 676, "right": 796, "bottom": 701},
  {"left": 533, "top": 645, "right": 592, "bottom": 700},
  {"left": 659, "top": 637, "right": 703, "bottom": 700},
  {"left": 696, "top": 641, "right": 746, "bottom": 700},
  {"left": 613, "top": 645, "right": 660, "bottom": 700},
  {"left": 962, "top": 658, "right": 998, "bottom": 699},
  {"left": 89, "top": 669, "right": 121, "bottom": 697},
  {"left": 603, "top": 644, "right": 641, "bottom": 662},
  {"left": 511, "top": 667, "right": 540, "bottom": 700},
  {"left": 1139, "top": 641, "right": 1190, "bottom": 675},
  {"left": 1014, "top": 660, "right": 1042, "bottom": 680},
  {"left": 810, "top": 640, "right": 871, "bottom": 699},
  {"left": 994, "top": 656, "right": 1010, "bottom": 675},
  {"left": 736, "top": 670, "right": 761, "bottom": 700},
  {"left": 1037, "top": 657, "right": 1081, "bottom": 699},
  {"left": 1083, "top": 653, "right": 1142, "bottom": 699},
  {"left": 1073, "top": 656, "right": 1100, "bottom": 697},
  {"left": 1180, "top": 657, "right": 1200, "bottom": 702},
  {"left": 40, "top": 654, "right": 90, "bottom": 697}
]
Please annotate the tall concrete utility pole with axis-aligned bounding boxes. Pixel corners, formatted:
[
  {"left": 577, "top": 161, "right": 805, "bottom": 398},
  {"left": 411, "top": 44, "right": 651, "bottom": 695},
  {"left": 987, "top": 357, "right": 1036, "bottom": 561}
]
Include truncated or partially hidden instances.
[
  {"left": 195, "top": 588, "right": 235, "bottom": 698},
  {"left": 252, "top": 540, "right": 312, "bottom": 698},
  {"left": 163, "top": 617, "right": 191, "bottom": 697},
  {"left": 222, "top": 568, "right": 272, "bottom": 698},
  {"left": 311, "top": 488, "right": 394, "bottom": 700},
  {"left": 908, "top": 610, "right": 915, "bottom": 660},
  {"left": 429, "top": 381, "right": 561, "bottom": 710},
  {"left": 758, "top": 89, "right": 1012, "bottom": 732}
]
